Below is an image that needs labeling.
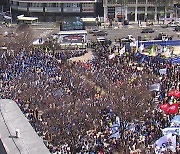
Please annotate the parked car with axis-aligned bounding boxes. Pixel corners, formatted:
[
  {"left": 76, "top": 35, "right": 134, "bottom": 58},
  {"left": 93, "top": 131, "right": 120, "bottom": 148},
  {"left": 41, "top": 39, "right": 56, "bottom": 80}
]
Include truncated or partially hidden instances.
[
  {"left": 175, "top": 25, "right": 180, "bottom": 31},
  {"left": 4, "top": 31, "right": 18, "bottom": 37},
  {"left": 97, "top": 37, "right": 112, "bottom": 45},
  {"left": 154, "top": 33, "right": 172, "bottom": 41},
  {"left": 167, "top": 21, "right": 179, "bottom": 27},
  {"left": 93, "top": 30, "right": 108, "bottom": 36},
  {"left": 121, "top": 35, "right": 136, "bottom": 42},
  {"left": 141, "top": 28, "right": 154, "bottom": 33},
  {"left": 88, "top": 29, "right": 99, "bottom": 34}
]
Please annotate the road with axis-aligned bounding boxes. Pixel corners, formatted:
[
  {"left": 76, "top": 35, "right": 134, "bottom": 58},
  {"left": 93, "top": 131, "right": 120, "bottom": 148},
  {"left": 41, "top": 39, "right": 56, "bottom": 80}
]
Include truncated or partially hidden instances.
[
  {"left": 0, "top": 22, "right": 179, "bottom": 45},
  {"left": 87, "top": 24, "right": 180, "bottom": 42}
]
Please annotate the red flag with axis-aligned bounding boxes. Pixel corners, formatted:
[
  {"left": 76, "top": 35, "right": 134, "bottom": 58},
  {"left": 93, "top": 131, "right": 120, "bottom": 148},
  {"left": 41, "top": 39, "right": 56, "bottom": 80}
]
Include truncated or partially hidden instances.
[
  {"left": 160, "top": 103, "right": 170, "bottom": 111},
  {"left": 80, "top": 62, "right": 91, "bottom": 70},
  {"left": 167, "top": 103, "right": 179, "bottom": 114},
  {"left": 117, "top": 80, "right": 123, "bottom": 86},
  {"left": 84, "top": 63, "right": 91, "bottom": 70},
  {"left": 168, "top": 89, "right": 180, "bottom": 98}
]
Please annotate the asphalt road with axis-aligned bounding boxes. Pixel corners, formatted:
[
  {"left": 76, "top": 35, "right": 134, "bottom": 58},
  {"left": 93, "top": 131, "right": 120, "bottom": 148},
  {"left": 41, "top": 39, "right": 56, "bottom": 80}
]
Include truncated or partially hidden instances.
[
  {"left": 87, "top": 25, "right": 180, "bottom": 42},
  {"left": 0, "top": 23, "right": 179, "bottom": 44}
]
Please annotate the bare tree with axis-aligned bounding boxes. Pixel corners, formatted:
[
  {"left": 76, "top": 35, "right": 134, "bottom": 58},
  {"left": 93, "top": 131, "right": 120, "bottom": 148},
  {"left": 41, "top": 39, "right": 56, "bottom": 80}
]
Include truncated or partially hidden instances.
[{"left": 15, "top": 24, "right": 34, "bottom": 49}]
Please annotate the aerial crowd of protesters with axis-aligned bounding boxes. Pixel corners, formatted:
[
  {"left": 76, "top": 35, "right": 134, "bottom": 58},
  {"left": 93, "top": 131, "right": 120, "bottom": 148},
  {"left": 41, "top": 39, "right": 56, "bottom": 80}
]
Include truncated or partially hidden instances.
[{"left": 0, "top": 38, "right": 179, "bottom": 154}]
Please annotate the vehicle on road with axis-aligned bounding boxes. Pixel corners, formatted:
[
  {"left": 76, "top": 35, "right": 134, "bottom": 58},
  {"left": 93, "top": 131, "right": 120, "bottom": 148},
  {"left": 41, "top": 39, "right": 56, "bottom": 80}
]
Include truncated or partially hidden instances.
[
  {"left": 121, "top": 35, "right": 136, "bottom": 42},
  {"left": 167, "top": 21, "right": 179, "bottom": 27},
  {"left": 175, "top": 25, "right": 180, "bottom": 31},
  {"left": 141, "top": 28, "right": 154, "bottom": 33},
  {"left": 97, "top": 37, "right": 112, "bottom": 45},
  {"left": 88, "top": 29, "right": 99, "bottom": 34},
  {"left": 93, "top": 30, "right": 108, "bottom": 36},
  {"left": 4, "top": 31, "right": 18, "bottom": 37},
  {"left": 154, "top": 33, "right": 172, "bottom": 41}
]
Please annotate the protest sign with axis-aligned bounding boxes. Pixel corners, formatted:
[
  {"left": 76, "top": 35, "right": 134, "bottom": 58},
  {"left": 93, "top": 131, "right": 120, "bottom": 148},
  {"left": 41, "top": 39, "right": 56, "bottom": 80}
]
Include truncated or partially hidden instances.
[
  {"left": 149, "top": 83, "right": 161, "bottom": 91},
  {"left": 159, "top": 68, "right": 167, "bottom": 75}
]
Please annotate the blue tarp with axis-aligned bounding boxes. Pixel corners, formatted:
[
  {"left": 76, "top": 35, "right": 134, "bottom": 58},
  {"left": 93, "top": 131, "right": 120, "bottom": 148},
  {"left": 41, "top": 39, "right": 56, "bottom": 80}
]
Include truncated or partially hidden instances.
[
  {"left": 171, "top": 115, "right": 180, "bottom": 124},
  {"left": 109, "top": 123, "right": 120, "bottom": 139},
  {"left": 139, "top": 40, "right": 180, "bottom": 47},
  {"left": 135, "top": 52, "right": 180, "bottom": 64},
  {"left": 169, "top": 57, "right": 180, "bottom": 64}
]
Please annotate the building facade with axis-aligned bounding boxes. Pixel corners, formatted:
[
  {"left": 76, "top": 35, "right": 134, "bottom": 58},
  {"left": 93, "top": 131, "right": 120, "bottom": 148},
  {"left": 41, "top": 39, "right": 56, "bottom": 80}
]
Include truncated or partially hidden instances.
[
  {"left": 103, "top": 0, "right": 175, "bottom": 22},
  {"left": 10, "top": 0, "right": 99, "bottom": 21},
  {"left": 0, "top": 0, "right": 10, "bottom": 12},
  {"left": 174, "top": 0, "right": 180, "bottom": 19},
  {"left": 0, "top": 0, "right": 9, "bottom": 5}
]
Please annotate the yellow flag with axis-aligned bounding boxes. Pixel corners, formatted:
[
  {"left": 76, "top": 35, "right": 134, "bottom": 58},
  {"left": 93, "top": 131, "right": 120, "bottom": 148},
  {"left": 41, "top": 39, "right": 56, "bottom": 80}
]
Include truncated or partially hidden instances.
[
  {"left": 45, "top": 47, "right": 48, "bottom": 53},
  {"left": 149, "top": 45, "right": 155, "bottom": 56}
]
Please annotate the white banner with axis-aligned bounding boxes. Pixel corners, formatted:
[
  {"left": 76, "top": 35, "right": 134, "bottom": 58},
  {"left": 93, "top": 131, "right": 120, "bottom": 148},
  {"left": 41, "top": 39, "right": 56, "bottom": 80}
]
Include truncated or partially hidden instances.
[
  {"left": 162, "top": 127, "right": 180, "bottom": 136},
  {"left": 149, "top": 83, "right": 161, "bottom": 91},
  {"left": 119, "top": 46, "right": 125, "bottom": 55},
  {"left": 155, "top": 133, "right": 176, "bottom": 154},
  {"left": 159, "top": 68, "right": 167, "bottom": 75},
  {"left": 139, "top": 44, "right": 144, "bottom": 52},
  {"left": 109, "top": 53, "right": 115, "bottom": 60}
]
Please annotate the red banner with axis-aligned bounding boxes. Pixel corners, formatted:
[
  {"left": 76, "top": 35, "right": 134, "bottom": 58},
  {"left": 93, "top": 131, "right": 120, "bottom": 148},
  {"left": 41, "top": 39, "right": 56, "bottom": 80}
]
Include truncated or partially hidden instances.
[
  {"left": 160, "top": 103, "right": 179, "bottom": 114},
  {"left": 167, "top": 104, "right": 179, "bottom": 114},
  {"left": 168, "top": 89, "right": 180, "bottom": 98},
  {"left": 160, "top": 103, "right": 170, "bottom": 111}
]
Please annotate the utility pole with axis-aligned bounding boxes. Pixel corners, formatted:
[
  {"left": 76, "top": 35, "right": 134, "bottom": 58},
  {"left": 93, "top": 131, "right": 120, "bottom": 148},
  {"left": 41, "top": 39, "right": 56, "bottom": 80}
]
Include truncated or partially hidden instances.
[
  {"left": 175, "top": 6, "right": 178, "bottom": 22},
  {"left": 10, "top": 5, "right": 12, "bottom": 24},
  {"left": 1, "top": 5, "right": 3, "bottom": 13}
]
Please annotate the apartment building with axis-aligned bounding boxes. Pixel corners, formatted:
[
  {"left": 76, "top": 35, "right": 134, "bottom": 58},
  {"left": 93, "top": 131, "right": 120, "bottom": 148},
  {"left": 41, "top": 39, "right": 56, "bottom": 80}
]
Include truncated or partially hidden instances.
[
  {"left": 103, "top": 0, "right": 175, "bottom": 22},
  {"left": 10, "top": 0, "right": 99, "bottom": 21}
]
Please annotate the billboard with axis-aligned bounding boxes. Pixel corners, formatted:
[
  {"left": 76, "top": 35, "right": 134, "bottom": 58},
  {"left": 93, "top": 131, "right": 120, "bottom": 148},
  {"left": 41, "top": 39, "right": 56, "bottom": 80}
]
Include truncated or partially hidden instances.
[{"left": 60, "top": 17, "right": 84, "bottom": 31}]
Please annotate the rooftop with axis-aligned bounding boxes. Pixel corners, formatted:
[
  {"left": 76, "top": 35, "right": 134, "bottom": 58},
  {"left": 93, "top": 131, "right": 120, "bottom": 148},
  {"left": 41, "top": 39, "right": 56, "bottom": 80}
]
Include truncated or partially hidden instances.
[{"left": 0, "top": 99, "right": 50, "bottom": 154}]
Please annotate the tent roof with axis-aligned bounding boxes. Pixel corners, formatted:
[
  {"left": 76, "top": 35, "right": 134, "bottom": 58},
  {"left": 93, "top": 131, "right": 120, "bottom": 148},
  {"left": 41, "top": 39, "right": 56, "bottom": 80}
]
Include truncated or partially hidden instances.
[{"left": 17, "top": 15, "right": 38, "bottom": 21}]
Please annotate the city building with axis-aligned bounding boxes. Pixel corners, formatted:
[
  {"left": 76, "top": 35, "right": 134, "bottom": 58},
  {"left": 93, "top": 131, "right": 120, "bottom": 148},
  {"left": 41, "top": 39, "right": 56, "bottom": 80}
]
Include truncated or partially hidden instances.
[
  {"left": 103, "top": 0, "right": 176, "bottom": 22},
  {"left": 10, "top": 0, "right": 102, "bottom": 22},
  {"left": 0, "top": 0, "right": 10, "bottom": 12},
  {"left": 173, "top": 0, "right": 180, "bottom": 19},
  {"left": 0, "top": 0, "right": 9, "bottom": 6}
]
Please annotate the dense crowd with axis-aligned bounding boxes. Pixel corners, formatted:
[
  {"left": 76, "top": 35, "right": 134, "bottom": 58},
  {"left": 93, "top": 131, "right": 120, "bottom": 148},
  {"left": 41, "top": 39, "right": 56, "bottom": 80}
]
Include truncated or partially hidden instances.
[{"left": 0, "top": 41, "right": 179, "bottom": 153}]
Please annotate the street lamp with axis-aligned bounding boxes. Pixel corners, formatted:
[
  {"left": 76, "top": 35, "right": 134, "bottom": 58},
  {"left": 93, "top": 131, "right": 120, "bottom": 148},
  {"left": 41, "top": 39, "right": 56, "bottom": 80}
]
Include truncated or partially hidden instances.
[{"left": 175, "top": 6, "right": 178, "bottom": 22}]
